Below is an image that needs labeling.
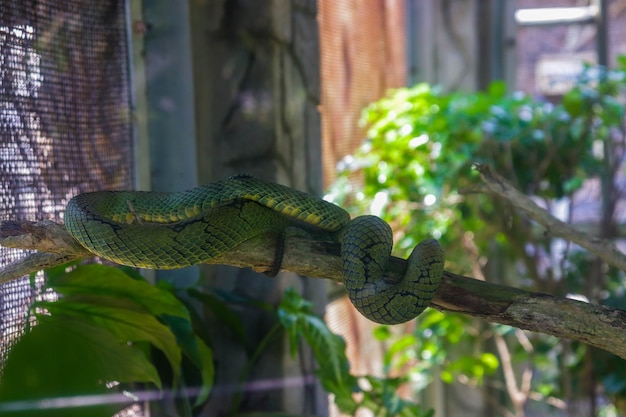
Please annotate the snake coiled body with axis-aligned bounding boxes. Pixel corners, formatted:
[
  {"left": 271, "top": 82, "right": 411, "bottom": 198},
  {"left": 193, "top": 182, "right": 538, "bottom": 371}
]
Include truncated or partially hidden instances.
[{"left": 65, "top": 175, "right": 444, "bottom": 324}]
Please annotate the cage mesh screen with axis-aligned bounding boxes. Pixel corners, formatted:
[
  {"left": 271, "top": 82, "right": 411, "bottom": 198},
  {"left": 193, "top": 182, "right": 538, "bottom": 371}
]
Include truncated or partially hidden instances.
[
  {"left": 319, "top": 0, "right": 406, "bottom": 187},
  {"left": 0, "top": 0, "right": 133, "bottom": 376}
]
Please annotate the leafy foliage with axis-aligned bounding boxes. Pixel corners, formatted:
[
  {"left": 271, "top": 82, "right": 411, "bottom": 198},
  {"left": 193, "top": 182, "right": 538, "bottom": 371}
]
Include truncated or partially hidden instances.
[
  {"left": 0, "top": 264, "right": 214, "bottom": 416},
  {"left": 327, "top": 61, "right": 626, "bottom": 414},
  {"left": 1, "top": 263, "right": 436, "bottom": 416},
  {"left": 278, "top": 288, "right": 431, "bottom": 417}
]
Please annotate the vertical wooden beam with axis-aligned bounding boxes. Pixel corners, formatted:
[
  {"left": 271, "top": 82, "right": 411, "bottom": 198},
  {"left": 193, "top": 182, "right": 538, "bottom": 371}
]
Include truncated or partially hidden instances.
[{"left": 142, "top": 0, "right": 200, "bottom": 287}]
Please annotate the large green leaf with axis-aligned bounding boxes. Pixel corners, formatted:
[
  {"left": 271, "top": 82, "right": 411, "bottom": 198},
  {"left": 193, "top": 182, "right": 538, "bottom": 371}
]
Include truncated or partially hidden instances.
[
  {"left": 43, "top": 264, "right": 217, "bottom": 398},
  {"left": 46, "top": 263, "right": 189, "bottom": 319},
  {"left": 0, "top": 315, "right": 159, "bottom": 417},
  {"left": 37, "top": 296, "right": 182, "bottom": 385}
]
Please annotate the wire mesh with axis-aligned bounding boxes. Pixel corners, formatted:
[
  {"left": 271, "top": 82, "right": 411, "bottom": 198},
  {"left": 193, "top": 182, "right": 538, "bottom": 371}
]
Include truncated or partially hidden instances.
[{"left": 0, "top": 0, "right": 133, "bottom": 393}]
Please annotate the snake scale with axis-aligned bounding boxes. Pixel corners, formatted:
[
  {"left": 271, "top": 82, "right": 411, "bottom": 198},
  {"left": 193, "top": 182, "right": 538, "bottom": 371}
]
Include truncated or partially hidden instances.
[{"left": 64, "top": 175, "right": 444, "bottom": 324}]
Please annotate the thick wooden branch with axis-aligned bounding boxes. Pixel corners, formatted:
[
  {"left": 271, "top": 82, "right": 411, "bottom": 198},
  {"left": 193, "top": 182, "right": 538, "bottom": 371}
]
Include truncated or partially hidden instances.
[
  {"left": 2, "top": 220, "right": 626, "bottom": 360},
  {"left": 476, "top": 163, "right": 626, "bottom": 272},
  {"left": 0, "top": 220, "right": 92, "bottom": 284}
]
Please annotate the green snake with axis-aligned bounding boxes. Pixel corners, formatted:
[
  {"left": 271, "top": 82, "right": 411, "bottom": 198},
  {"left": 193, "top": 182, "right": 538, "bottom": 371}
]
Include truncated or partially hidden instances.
[{"left": 64, "top": 175, "right": 444, "bottom": 324}]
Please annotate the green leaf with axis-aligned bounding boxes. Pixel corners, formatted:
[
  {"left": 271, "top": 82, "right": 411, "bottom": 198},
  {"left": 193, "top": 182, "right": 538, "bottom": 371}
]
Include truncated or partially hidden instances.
[
  {"left": 0, "top": 315, "right": 159, "bottom": 417},
  {"left": 4, "top": 263, "right": 215, "bottom": 413},
  {"left": 277, "top": 288, "right": 358, "bottom": 414},
  {"left": 46, "top": 264, "right": 189, "bottom": 320},
  {"left": 618, "top": 55, "right": 626, "bottom": 71},
  {"left": 42, "top": 259, "right": 82, "bottom": 281},
  {"left": 158, "top": 314, "right": 214, "bottom": 406},
  {"left": 277, "top": 287, "right": 314, "bottom": 357},
  {"left": 192, "top": 336, "right": 215, "bottom": 406},
  {"left": 373, "top": 325, "right": 392, "bottom": 341},
  {"left": 384, "top": 334, "right": 417, "bottom": 371},
  {"left": 440, "top": 370, "right": 454, "bottom": 384},
  {"left": 479, "top": 352, "right": 499, "bottom": 372},
  {"left": 488, "top": 81, "right": 507, "bottom": 98},
  {"left": 161, "top": 315, "right": 199, "bottom": 362},
  {"left": 563, "top": 176, "right": 583, "bottom": 194},
  {"left": 37, "top": 297, "right": 182, "bottom": 386}
]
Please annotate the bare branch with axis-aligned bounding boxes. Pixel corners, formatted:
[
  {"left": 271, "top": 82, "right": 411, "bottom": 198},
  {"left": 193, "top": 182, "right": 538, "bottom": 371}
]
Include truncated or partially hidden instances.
[
  {"left": 0, "top": 220, "right": 91, "bottom": 256},
  {"left": 2, "top": 219, "right": 626, "bottom": 360},
  {"left": 475, "top": 163, "right": 626, "bottom": 272},
  {"left": 0, "top": 221, "right": 92, "bottom": 283},
  {"left": 494, "top": 333, "right": 528, "bottom": 417}
]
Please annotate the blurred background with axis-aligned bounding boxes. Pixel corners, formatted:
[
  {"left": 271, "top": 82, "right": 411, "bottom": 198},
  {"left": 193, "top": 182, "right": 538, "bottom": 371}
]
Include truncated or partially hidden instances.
[{"left": 1, "top": 1, "right": 625, "bottom": 416}]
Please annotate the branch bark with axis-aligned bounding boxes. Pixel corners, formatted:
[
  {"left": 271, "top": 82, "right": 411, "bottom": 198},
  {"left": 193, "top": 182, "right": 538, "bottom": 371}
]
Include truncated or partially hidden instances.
[
  {"left": 2, "top": 219, "right": 626, "bottom": 360},
  {"left": 475, "top": 163, "right": 626, "bottom": 272}
]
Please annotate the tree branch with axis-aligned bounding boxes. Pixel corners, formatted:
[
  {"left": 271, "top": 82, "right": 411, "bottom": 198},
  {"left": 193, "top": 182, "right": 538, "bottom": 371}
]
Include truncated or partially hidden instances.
[
  {"left": 2, "top": 219, "right": 626, "bottom": 360},
  {"left": 0, "top": 220, "right": 92, "bottom": 284},
  {"left": 475, "top": 163, "right": 626, "bottom": 272}
]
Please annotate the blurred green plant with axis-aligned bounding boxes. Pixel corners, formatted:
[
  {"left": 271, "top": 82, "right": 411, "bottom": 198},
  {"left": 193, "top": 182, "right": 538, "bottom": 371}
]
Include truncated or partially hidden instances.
[
  {"left": 327, "top": 61, "right": 626, "bottom": 415},
  {"left": 0, "top": 263, "right": 213, "bottom": 417},
  {"left": 279, "top": 288, "right": 432, "bottom": 417}
]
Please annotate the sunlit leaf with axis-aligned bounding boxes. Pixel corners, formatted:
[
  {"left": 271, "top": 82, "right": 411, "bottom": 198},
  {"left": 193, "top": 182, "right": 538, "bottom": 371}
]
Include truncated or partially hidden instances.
[{"left": 46, "top": 264, "right": 189, "bottom": 319}]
